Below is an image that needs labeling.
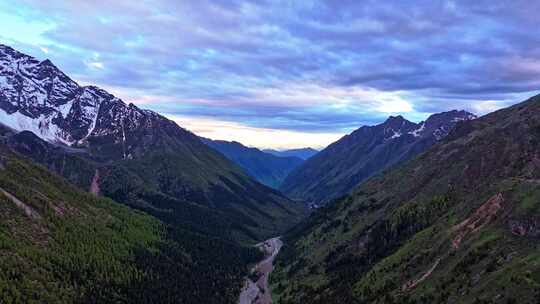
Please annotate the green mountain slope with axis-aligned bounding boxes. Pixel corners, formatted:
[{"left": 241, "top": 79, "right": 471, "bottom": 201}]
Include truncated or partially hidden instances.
[
  {"left": 271, "top": 94, "right": 540, "bottom": 303},
  {"left": 0, "top": 143, "right": 262, "bottom": 303},
  {"left": 84, "top": 108, "right": 306, "bottom": 243},
  {"left": 2, "top": 127, "right": 306, "bottom": 243},
  {"left": 102, "top": 147, "right": 305, "bottom": 242},
  {"left": 0, "top": 44, "right": 307, "bottom": 244}
]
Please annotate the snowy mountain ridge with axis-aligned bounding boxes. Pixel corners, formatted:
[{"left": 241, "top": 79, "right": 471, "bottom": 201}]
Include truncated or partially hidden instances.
[
  {"left": 281, "top": 109, "right": 477, "bottom": 204},
  {"left": 379, "top": 111, "right": 477, "bottom": 142},
  {"left": 0, "top": 44, "right": 175, "bottom": 158}
]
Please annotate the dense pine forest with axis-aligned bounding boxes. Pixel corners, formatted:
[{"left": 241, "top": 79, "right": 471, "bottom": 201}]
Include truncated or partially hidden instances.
[{"left": 0, "top": 143, "right": 262, "bottom": 303}]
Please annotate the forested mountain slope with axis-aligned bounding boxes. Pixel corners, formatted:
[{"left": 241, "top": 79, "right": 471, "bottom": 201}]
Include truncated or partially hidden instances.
[
  {"left": 0, "top": 142, "right": 262, "bottom": 304},
  {"left": 272, "top": 94, "right": 540, "bottom": 303}
]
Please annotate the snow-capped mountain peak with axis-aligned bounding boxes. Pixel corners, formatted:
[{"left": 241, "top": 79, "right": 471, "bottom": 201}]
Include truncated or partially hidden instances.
[{"left": 0, "top": 44, "right": 194, "bottom": 159}]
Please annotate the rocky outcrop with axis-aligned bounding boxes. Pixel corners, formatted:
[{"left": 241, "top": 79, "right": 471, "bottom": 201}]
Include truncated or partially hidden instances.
[
  {"left": 452, "top": 193, "right": 504, "bottom": 249},
  {"left": 509, "top": 217, "right": 540, "bottom": 238}
]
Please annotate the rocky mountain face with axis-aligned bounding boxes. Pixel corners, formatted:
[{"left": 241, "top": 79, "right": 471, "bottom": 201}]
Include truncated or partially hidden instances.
[
  {"left": 272, "top": 94, "right": 540, "bottom": 304},
  {"left": 280, "top": 110, "right": 477, "bottom": 205},
  {"left": 0, "top": 44, "right": 200, "bottom": 160},
  {"left": 202, "top": 138, "right": 304, "bottom": 188},
  {"left": 0, "top": 44, "right": 306, "bottom": 243},
  {"left": 263, "top": 148, "right": 319, "bottom": 160}
]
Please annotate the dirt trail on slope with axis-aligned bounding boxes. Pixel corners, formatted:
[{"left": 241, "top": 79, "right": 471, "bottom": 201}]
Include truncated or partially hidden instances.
[
  {"left": 90, "top": 169, "right": 100, "bottom": 195},
  {"left": 0, "top": 187, "right": 41, "bottom": 219},
  {"left": 239, "top": 237, "right": 283, "bottom": 304},
  {"left": 402, "top": 258, "right": 441, "bottom": 292}
]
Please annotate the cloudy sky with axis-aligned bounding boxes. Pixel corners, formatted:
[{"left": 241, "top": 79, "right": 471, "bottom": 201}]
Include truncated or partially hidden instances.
[{"left": 1, "top": 0, "right": 539, "bottom": 149}]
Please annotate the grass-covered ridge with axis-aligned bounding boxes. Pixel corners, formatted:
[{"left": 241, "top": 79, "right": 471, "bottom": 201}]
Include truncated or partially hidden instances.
[{"left": 272, "top": 95, "right": 540, "bottom": 303}]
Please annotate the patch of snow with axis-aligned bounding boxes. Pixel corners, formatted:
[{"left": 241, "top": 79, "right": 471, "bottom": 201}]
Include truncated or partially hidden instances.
[
  {"left": 390, "top": 130, "right": 402, "bottom": 139},
  {"left": 452, "top": 114, "right": 477, "bottom": 122},
  {"left": 0, "top": 75, "right": 8, "bottom": 87},
  {"left": 83, "top": 113, "right": 98, "bottom": 140},
  {"left": 0, "top": 108, "right": 73, "bottom": 145},
  {"left": 384, "top": 127, "right": 403, "bottom": 140},
  {"left": 81, "top": 103, "right": 100, "bottom": 137},
  {"left": 57, "top": 101, "right": 73, "bottom": 118},
  {"left": 121, "top": 121, "right": 127, "bottom": 159},
  {"left": 409, "top": 122, "right": 426, "bottom": 137}
]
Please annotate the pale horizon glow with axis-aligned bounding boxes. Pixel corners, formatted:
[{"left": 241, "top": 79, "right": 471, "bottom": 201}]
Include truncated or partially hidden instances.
[{"left": 166, "top": 115, "right": 343, "bottom": 150}]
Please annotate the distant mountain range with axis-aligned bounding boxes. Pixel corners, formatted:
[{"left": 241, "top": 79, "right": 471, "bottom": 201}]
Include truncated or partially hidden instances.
[
  {"left": 0, "top": 43, "right": 306, "bottom": 243},
  {"left": 263, "top": 147, "right": 319, "bottom": 160},
  {"left": 281, "top": 110, "right": 477, "bottom": 204},
  {"left": 273, "top": 93, "right": 540, "bottom": 304},
  {"left": 202, "top": 138, "right": 304, "bottom": 188}
]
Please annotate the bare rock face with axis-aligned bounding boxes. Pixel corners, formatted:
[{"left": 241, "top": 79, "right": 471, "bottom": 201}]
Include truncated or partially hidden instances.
[
  {"left": 452, "top": 193, "right": 504, "bottom": 249},
  {"left": 509, "top": 217, "right": 540, "bottom": 237}
]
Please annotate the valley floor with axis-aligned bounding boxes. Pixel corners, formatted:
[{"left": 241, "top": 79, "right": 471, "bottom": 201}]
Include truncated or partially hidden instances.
[{"left": 239, "top": 237, "right": 283, "bottom": 304}]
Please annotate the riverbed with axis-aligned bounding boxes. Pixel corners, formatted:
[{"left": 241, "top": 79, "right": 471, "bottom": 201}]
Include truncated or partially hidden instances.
[{"left": 238, "top": 237, "right": 283, "bottom": 304}]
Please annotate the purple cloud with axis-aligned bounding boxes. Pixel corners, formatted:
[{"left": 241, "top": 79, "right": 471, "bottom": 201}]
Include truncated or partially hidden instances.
[{"left": 0, "top": 0, "right": 539, "bottom": 140}]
